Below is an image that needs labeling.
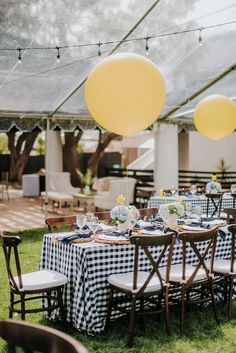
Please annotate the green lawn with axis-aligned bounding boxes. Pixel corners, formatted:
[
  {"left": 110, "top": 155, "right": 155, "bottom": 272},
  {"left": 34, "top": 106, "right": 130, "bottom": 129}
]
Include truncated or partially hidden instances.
[{"left": 0, "top": 228, "right": 236, "bottom": 353}]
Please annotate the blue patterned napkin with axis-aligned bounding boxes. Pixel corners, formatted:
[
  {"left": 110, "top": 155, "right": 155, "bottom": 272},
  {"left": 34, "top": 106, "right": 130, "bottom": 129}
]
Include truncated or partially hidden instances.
[{"left": 61, "top": 231, "right": 93, "bottom": 244}]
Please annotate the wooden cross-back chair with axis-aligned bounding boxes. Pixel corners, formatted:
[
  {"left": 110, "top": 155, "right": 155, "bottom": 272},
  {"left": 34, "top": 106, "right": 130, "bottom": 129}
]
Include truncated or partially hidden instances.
[
  {"left": 0, "top": 319, "right": 88, "bottom": 353},
  {"left": 205, "top": 193, "right": 223, "bottom": 217},
  {"left": 139, "top": 207, "right": 158, "bottom": 220},
  {"left": 106, "top": 232, "right": 175, "bottom": 347},
  {"left": 46, "top": 215, "right": 76, "bottom": 233},
  {"left": 0, "top": 235, "right": 67, "bottom": 325},
  {"left": 209, "top": 224, "right": 236, "bottom": 320},
  {"left": 167, "top": 227, "right": 219, "bottom": 334},
  {"left": 93, "top": 211, "right": 112, "bottom": 222},
  {"left": 224, "top": 208, "right": 236, "bottom": 224}
]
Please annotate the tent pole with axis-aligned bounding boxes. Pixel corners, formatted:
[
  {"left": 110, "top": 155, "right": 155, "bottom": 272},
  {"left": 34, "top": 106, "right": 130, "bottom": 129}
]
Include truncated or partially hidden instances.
[
  {"left": 47, "top": 0, "right": 161, "bottom": 117},
  {"left": 45, "top": 117, "right": 50, "bottom": 220},
  {"left": 159, "top": 62, "right": 236, "bottom": 123}
]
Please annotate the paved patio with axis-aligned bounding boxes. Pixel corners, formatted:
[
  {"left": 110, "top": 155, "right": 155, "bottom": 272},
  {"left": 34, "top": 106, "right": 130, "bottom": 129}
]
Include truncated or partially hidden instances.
[{"left": 0, "top": 188, "right": 84, "bottom": 232}]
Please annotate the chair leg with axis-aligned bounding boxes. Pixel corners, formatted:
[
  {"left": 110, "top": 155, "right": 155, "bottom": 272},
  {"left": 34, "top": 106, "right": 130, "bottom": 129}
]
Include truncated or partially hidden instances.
[
  {"left": 47, "top": 292, "right": 53, "bottom": 319},
  {"left": 20, "top": 294, "right": 26, "bottom": 320},
  {"left": 164, "top": 289, "right": 170, "bottom": 335},
  {"left": 180, "top": 285, "right": 185, "bottom": 335},
  {"left": 9, "top": 292, "right": 14, "bottom": 318},
  {"left": 228, "top": 276, "right": 234, "bottom": 320},
  {"left": 105, "top": 287, "right": 114, "bottom": 332},
  {"left": 127, "top": 294, "right": 137, "bottom": 347},
  {"left": 57, "top": 288, "right": 67, "bottom": 331},
  {"left": 210, "top": 279, "right": 219, "bottom": 324}
]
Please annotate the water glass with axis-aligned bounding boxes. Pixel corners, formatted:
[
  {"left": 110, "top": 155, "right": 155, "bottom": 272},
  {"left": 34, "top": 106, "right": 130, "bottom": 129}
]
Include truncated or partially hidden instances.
[
  {"left": 190, "top": 185, "right": 197, "bottom": 195},
  {"left": 194, "top": 206, "right": 202, "bottom": 220},
  {"left": 185, "top": 203, "right": 192, "bottom": 218},
  {"left": 171, "top": 185, "right": 176, "bottom": 196},
  {"left": 76, "top": 215, "right": 87, "bottom": 229},
  {"left": 231, "top": 184, "right": 236, "bottom": 194},
  {"left": 87, "top": 216, "right": 99, "bottom": 234}
]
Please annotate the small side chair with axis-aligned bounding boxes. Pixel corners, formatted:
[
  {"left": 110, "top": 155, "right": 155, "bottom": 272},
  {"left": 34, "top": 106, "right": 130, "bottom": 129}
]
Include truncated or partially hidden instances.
[
  {"left": 1, "top": 235, "right": 68, "bottom": 325},
  {"left": 46, "top": 215, "right": 76, "bottom": 233},
  {"left": 105, "top": 232, "right": 175, "bottom": 347},
  {"left": 0, "top": 319, "right": 88, "bottom": 353}
]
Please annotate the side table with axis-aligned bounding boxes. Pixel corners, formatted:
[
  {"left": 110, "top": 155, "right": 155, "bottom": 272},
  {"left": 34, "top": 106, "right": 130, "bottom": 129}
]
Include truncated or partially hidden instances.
[{"left": 73, "top": 192, "right": 96, "bottom": 212}]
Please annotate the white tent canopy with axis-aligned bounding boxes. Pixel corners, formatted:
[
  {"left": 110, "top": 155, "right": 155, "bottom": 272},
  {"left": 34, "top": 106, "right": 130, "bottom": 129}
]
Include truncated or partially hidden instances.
[{"left": 0, "top": 0, "right": 235, "bottom": 130}]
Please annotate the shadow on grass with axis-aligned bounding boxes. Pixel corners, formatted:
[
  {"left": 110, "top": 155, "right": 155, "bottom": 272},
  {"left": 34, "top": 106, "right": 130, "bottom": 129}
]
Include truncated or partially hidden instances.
[{"left": 36, "top": 302, "right": 236, "bottom": 353}]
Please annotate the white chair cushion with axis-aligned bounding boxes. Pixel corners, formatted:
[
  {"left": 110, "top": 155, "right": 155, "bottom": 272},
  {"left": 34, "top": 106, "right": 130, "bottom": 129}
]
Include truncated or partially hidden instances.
[
  {"left": 41, "top": 191, "right": 73, "bottom": 201},
  {"left": 14, "top": 270, "right": 67, "bottom": 291},
  {"left": 108, "top": 271, "right": 162, "bottom": 292},
  {"left": 206, "top": 259, "right": 236, "bottom": 274},
  {"left": 159, "top": 264, "right": 207, "bottom": 283}
]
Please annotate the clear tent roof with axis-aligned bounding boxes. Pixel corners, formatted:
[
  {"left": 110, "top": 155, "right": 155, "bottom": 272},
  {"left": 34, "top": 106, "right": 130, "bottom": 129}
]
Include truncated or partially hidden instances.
[{"left": 0, "top": 0, "right": 235, "bottom": 130}]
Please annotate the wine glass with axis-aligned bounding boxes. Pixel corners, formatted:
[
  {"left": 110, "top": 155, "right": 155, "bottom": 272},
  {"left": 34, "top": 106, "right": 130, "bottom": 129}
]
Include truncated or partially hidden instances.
[
  {"left": 194, "top": 206, "right": 202, "bottom": 221},
  {"left": 231, "top": 184, "right": 236, "bottom": 194},
  {"left": 76, "top": 215, "right": 87, "bottom": 229},
  {"left": 185, "top": 203, "right": 192, "bottom": 218},
  {"left": 190, "top": 185, "right": 197, "bottom": 195},
  {"left": 171, "top": 185, "right": 176, "bottom": 197},
  {"left": 87, "top": 216, "right": 99, "bottom": 234}
]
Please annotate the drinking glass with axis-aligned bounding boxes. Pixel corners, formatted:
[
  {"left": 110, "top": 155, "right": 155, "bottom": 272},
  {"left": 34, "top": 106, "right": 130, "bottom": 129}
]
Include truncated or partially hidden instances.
[
  {"left": 76, "top": 215, "right": 87, "bottom": 229},
  {"left": 185, "top": 203, "right": 192, "bottom": 218},
  {"left": 190, "top": 185, "right": 197, "bottom": 195},
  {"left": 231, "top": 184, "right": 236, "bottom": 194},
  {"left": 171, "top": 185, "right": 176, "bottom": 196},
  {"left": 194, "top": 206, "right": 202, "bottom": 220},
  {"left": 87, "top": 216, "right": 99, "bottom": 234}
]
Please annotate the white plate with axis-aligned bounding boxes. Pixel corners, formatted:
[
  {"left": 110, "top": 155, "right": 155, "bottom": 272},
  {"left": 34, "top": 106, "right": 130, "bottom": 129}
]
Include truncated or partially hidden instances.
[
  {"left": 140, "top": 229, "right": 165, "bottom": 235},
  {"left": 181, "top": 225, "right": 205, "bottom": 231}
]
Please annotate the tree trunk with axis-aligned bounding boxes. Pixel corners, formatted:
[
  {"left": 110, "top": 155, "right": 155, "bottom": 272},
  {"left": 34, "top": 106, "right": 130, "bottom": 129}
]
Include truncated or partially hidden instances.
[
  {"left": 62, "top": 131, "right": 83, "bottom": 186},
  {"left": 87, "top": 132, "right": 120, "bottom": 176},
  {"left": 7, "top": 131, "right": 40, "bottom": 182}
]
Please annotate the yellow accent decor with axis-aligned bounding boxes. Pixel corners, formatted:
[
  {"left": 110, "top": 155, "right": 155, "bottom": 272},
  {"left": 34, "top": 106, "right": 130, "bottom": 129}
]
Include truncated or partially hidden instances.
[{"left": 85, "top": 53, "right": 166, "bottom": 136}]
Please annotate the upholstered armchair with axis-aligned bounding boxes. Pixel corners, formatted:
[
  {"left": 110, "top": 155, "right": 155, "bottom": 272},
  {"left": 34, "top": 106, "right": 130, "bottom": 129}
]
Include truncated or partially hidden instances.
[{"left": 94, "top": 178, "right": 137, "bottom": 210}]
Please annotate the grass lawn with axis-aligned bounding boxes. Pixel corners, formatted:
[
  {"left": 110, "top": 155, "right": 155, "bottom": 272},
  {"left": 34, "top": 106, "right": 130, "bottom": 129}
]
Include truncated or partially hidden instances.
[{"left": 0, "top": 228, "right": 236, "bottom": 353}]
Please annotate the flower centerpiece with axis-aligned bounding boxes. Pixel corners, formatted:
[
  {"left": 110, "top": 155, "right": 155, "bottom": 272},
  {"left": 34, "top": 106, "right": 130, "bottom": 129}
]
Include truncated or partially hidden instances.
[
  {"left": 159, "top": 201, "right": 185, "bottom": 229},
  {"left": 110, "top": 195, "right": 140, "bottom": 232},
  {"left": 206, "top": 175, "right": 222, "bottom": 193}
]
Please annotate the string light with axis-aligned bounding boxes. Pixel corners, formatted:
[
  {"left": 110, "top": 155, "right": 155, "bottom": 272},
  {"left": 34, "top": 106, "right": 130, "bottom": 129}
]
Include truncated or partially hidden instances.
[
  {"left": 0, "top": 19, "right": 234, "bottom": 60},
  {"left": 56, "top": 46, "right": 60, "bottom": 62},
  {"left": 17, "top": 47, "right": 22, "bottom": 64},
  {"left": 198, "top": 27, "right": 203, "bottom": 45},
  {"left": 97, "top": 42, "right": 102, "bottom": 57},
  {"left": 145, "top": 36, "right": 150, "bottom": 55}
]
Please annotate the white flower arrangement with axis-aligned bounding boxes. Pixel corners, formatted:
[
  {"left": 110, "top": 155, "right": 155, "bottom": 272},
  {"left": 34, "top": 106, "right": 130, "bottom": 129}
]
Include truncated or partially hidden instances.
[
  {"left": 110, "top": 195, "right": 140, "bottom": 225},
  {"left": 206, "top": 175, "right": 222, "bottom": 193},
  {"left": 159, "top": 202, "right": 185, "bottom": 219}
]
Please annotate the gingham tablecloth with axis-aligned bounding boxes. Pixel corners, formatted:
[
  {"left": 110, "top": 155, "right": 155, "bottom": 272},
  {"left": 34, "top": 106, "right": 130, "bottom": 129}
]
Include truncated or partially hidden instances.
[
  {"left": 148, "top": 194, "right": 234, "bottom": 214},
  {"left": 40, "top": 230, "right": 231, "bottom": 335}
]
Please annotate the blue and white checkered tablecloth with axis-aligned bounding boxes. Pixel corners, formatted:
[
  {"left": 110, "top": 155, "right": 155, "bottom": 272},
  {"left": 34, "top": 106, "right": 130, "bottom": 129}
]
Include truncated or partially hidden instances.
[
  {"left": 40, "top": 230, "right": 232, "bottom": 336},
  {"left": 148, "top": 194, "right": 234, "bottom": 214}
]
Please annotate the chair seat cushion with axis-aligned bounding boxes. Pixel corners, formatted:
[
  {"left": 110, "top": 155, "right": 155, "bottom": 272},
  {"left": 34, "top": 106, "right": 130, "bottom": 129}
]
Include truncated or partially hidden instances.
[
  {"left": 14, "top": 270, "right": 67, "bottom": 291},
  {"left": 206, "top": 259, "right": 236, "bottom": 274},
  {"left": 41, "top": 191, "right": 73, "bottom": 201},
  {"left": 159, "top": 264, "right": 207, "bottom": 283},
  {"left": 108, "top": 271, "right": 162, "bottom": 292}
]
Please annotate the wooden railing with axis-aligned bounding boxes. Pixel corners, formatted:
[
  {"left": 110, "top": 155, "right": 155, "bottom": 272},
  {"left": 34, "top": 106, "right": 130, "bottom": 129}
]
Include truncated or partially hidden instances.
[
  {"left": 178, "top": 170, "right": 236, "bottom": 190},
  {"left": 106, "top": 168, "right": 236, "bottom": 191}
]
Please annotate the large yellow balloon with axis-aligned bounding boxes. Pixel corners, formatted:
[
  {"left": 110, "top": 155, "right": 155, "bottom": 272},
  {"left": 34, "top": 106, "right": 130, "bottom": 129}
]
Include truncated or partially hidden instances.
[
  {"left": 85, "top": 53, "right": 166, "bottom": 136},
  {"left": 194, "top": 95, "right": 236, "bottom": 141}
]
